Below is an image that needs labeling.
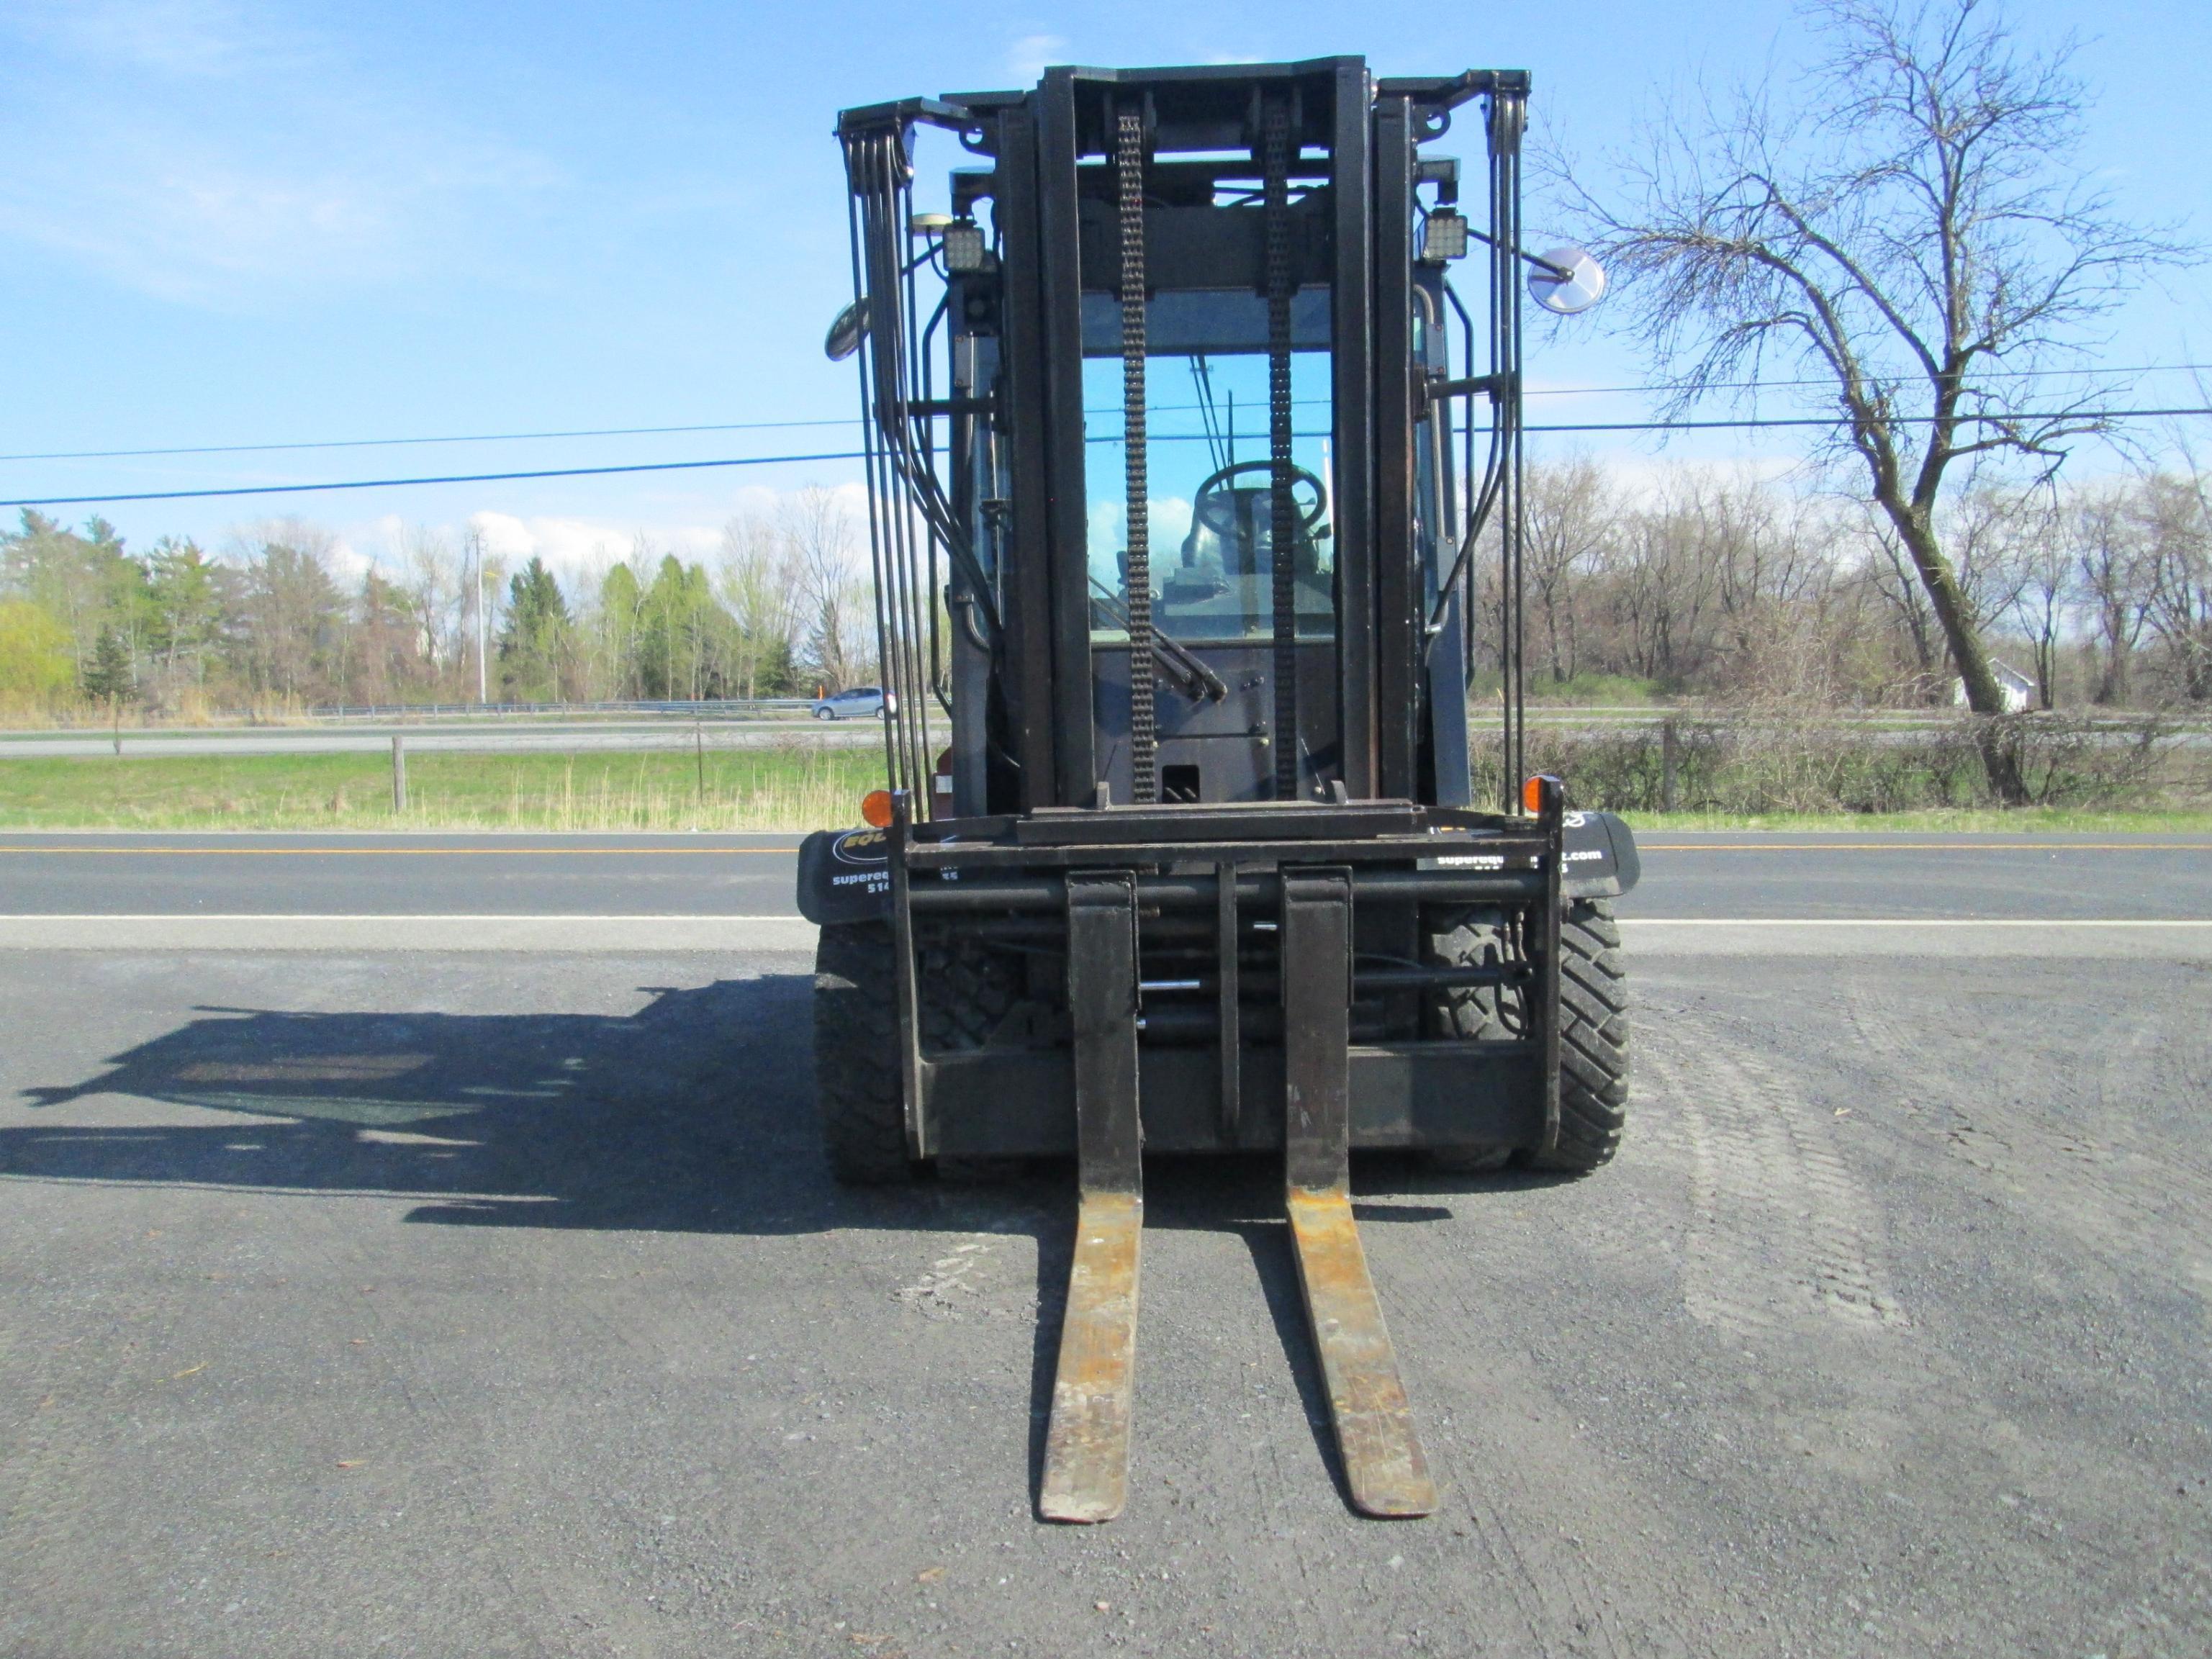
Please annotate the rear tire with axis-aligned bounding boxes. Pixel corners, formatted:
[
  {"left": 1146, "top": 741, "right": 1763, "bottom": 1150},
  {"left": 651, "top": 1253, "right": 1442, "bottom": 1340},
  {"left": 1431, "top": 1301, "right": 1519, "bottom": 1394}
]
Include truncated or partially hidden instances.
[
  {"left": 1527, "top": 899, "right": 1630, "bottom": 1173},
  {"left": 813, "top": 921, "right": 910, "bottom": 1183},
  {"left": 1420, "top": 905, "right": 1522, "bottom": 1172},
  {"left": 1424, "top": 904, "right": 1520, "bottom": 1041},
  {"left": 1420, "top": 898, "right": 1630, "bottom": 1175}
]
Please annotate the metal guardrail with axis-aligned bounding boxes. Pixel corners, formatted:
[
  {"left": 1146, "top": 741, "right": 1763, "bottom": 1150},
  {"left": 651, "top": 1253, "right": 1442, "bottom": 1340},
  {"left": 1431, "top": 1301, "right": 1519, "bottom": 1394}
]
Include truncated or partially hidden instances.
[
  {"left": 11, "top": 698, "right": 2208, "bottom": 739},
  {"left": 16, "top": 697, "right": 823, "bottom": 732},
  {"left": 297, "top": 697, "right": 818, "bottom": 722}
]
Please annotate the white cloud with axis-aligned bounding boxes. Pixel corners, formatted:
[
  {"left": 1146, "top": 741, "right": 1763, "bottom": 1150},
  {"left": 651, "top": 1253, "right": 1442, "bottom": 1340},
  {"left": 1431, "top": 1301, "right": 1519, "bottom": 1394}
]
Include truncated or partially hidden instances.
[
  {"left": 1006, "top": 34, "right": 1068, "bottom": 83},
  {"left": 468, "top": 512, "right": 718, "bottom": 577},
  {"left": 12, "top": 0, "right": 274, "bottom": 79},
  {"left": 0, "top": 2, "right": 559, "bottom": 302}
]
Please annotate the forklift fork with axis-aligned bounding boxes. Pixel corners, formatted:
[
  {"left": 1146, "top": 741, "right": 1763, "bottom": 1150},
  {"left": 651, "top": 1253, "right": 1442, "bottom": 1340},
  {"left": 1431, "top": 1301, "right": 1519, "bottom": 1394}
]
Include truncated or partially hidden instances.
[
  {"left": 1281, "top": 868, "right": 1439, "bottom": 1519},
  {"left": 1039, "top": 873, "right": 1145, "bottom": 1522},
  {"left": 1039, "top": 865, "right": 1438, "bottom": 1522}
]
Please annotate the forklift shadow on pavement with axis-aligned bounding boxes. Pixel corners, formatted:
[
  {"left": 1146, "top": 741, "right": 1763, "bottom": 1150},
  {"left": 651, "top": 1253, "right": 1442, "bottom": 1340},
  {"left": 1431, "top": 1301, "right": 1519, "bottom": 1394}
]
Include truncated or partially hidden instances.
[
  {"left": 6, "top": 973, "right": 1548, "bottom": 1514},
  {"left": 9, "top": 975, "right": 1531, "bottom": 1235}
]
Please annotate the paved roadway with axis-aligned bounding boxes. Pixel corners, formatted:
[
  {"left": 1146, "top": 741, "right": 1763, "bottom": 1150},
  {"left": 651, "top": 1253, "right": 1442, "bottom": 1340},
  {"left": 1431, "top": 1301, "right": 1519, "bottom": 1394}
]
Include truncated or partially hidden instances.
[
  {"left": 1, "top": 832, "right": 2208, "bottom": 1656},
  {"left": 0, "top": 827, "right": 2208, "bottom": 917}
]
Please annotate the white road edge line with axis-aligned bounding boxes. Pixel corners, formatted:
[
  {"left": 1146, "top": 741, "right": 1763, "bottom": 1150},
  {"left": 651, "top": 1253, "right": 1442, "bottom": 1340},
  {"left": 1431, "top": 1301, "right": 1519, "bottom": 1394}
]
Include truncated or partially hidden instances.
[
  {"left": 1625, "top": 917, "right": 2212, "bottom": 926},
  {"left": 0, "top": 914, "right": 820, "bottom": 952},
  {"left": 0, "top": 915, "right": 2206, "bottom": 956},
  {"left": 0, "top": 913, "right": 803, "bottom": 921},
  {"left": 9, "top": 913, "right": 2211, "bottom": 927}
]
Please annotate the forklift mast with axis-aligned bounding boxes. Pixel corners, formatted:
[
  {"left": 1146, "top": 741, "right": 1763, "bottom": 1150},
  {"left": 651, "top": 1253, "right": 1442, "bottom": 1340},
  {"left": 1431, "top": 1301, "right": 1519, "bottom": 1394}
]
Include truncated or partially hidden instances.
[
  {"left": 807, "top": 58, "right": 1635, "bottom": 1527},
  {"left": 835, "top": 58, "right": 1532, "bottom": 820}
]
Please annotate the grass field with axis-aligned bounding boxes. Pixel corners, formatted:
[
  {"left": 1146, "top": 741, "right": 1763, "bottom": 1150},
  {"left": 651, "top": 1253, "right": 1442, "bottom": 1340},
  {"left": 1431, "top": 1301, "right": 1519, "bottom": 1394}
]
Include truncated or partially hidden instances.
[
  {"left": 0, "top": 746, "right": 887, "bottom": 831},
  {"left": 1, "top": 747, "right": 2207, "bottom": 833}
]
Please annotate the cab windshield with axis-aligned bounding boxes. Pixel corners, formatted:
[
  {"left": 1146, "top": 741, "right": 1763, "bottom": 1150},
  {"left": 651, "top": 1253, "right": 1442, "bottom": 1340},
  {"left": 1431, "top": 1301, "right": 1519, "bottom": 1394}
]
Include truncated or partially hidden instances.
[{"left": 1082, "top": 294, "right": 1335, "bottom": 645}]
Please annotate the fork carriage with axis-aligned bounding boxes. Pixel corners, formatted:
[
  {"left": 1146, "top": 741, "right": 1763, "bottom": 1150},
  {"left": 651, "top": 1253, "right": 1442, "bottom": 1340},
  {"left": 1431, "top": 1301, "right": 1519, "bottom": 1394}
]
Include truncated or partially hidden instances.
[{"left": 800, "top": 57, "right": 1636, "bottom": 1521}]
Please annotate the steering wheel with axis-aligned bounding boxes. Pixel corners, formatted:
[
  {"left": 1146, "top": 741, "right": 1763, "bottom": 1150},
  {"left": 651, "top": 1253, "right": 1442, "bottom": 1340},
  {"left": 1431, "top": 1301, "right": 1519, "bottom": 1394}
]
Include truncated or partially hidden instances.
[{"left": 1185, "top": 460, "right": 1330, "bottom": 549}]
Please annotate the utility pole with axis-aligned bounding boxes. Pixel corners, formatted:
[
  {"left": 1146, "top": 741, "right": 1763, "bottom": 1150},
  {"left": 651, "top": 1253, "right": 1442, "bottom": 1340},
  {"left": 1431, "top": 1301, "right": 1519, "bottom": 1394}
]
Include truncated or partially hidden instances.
[{"left": 477, "top": 564, "right": 489, "bottom": 705}]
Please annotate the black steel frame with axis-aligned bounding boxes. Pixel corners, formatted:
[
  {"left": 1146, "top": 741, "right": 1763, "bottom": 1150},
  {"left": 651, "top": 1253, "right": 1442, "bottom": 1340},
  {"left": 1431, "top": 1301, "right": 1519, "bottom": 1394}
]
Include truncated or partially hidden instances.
[
  {"left": 836, "top": 57, "right": 1556, "bottom": 1160},
  {"left": 883, "top": 788, "right": 1566, "bottom": 1158}
]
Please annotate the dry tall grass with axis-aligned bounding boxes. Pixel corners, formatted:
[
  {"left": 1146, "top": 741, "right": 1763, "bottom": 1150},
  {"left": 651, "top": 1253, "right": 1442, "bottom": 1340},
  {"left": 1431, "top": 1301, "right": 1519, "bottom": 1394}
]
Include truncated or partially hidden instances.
[{"left": 1474, "top": 710, "right": 2207, "bottom": 815}]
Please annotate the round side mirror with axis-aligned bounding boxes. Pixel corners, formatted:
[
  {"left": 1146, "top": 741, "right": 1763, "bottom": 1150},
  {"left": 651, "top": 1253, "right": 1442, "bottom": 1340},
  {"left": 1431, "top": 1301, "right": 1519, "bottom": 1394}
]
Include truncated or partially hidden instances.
[
  {"left": 1528, "top": 246, "right": 1607, "bottom": 316},
  {"left": 823, "top": 299, "right": 870, "bottom": 362}
]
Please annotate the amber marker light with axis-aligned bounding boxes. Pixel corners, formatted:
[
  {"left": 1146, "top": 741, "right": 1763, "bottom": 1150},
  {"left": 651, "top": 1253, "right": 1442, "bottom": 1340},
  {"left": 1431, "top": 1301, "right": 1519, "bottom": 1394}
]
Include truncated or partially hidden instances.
[{"left": 861, "top": 789, "right": 896, "bottom": 828}]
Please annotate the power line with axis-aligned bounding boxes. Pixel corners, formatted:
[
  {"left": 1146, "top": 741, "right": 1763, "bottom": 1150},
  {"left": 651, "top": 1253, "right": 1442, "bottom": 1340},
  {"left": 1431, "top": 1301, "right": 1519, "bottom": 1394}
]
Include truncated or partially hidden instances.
[
  {"left": 0, "top": 417, "right": 857, "bottom": 465},
  {"left": 4, "top": 407, "right": 2206, "bottom": 511},
  {"left": 6, "top": 361, "right": 2209, "bottom": 465},
  {"left": 1528, "top": 406, "right": 2212, "bottom": 435},
  {"left": 1524, "top": 361, "right": 2212, "bottom": 399},
  {"left": 0, "top": 450, "right": 867, "bottom": 510}
]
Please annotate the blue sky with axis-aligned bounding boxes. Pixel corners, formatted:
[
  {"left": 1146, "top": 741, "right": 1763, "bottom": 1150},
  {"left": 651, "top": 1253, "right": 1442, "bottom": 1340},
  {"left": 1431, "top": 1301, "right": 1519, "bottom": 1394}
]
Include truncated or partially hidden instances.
[{"left": 2, "top": 0, "right": 2206, "bottom": 579}]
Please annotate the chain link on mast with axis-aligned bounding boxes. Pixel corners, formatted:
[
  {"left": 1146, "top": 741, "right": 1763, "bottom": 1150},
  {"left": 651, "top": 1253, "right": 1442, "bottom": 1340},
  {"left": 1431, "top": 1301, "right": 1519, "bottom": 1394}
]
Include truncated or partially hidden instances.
[
  {"left": 1116, "top": 106, "right": 1157, "bottom": 805},
  {"left": 1262, "top": 96, "right": 1299, "bottom": 801}
]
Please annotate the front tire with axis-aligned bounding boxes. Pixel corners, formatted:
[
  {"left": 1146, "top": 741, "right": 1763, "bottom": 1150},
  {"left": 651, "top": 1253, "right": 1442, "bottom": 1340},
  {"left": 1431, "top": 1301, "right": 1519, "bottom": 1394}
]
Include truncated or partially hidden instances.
[
  {"left": 814, "top": 706, "right": 836, "bottom": 720},
  {"left": 813, "top": 921, "right": 910, "bottom": 1183},
  {"left": 1527, "top": 900, "right": 1630, "bottom": 1172},
  {"left": 813, "top": 923, "right": 1028, "bottom": 1185}
]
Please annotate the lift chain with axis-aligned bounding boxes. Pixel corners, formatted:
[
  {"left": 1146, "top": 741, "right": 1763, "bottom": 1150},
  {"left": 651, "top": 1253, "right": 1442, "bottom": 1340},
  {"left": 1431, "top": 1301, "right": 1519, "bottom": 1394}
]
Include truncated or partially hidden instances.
[
  {"left": 1263, "top": 96, "right": 1298, "bottom": 800},
  {"left": 1116, "top": 107, "right": 1157, "bottom": 805}
]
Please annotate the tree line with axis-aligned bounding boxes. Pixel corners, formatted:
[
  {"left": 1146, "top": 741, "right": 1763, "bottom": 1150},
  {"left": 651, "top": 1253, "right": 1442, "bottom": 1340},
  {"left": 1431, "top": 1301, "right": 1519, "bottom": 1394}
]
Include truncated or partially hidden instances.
[
  {"left": 1479, "top": 461, "right": 2212, "bottom": 712},
  {"left": 0, "top": 486, "right": 878, "bottom": 715}
]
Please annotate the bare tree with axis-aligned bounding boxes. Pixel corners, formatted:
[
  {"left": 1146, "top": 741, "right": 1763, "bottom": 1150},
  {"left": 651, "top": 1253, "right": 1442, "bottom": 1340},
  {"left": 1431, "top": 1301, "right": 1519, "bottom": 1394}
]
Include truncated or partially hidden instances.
[
  {"left": 2139, "top": 471, "right": 2212, "bottom": 701},
  {"left": 716, "top": 512, "right": 806, "bottom": 697},
  {"left": 1861, "top": 514, "right": 1941, "bottom": 683},
  {"left": 2068, "top": 484, "right": 2149, "bottom": 703},
  {"left": 1999, "top": 493, "right": 2068, "bottom": 708},
  {"left": 782, "top": 486, "right": 874, "bottom": 692},
  {"left": 1522, "top": 459, "right": 1616, "bottom": 683},
  {"left": 1568, "top": 0, "right": 2191, "bottom": 795},
  {"left": 398, "top": 524, "right": 463, "bottom": 684}
]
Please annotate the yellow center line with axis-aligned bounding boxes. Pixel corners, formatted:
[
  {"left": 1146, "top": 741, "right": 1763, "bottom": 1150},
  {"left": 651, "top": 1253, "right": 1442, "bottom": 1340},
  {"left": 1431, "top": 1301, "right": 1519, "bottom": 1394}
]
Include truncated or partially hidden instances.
[
  {"left": 1638, "top": 842, "right": 2207, "bottom": 851},
  {"left": 0, "top": 844, "right": 803, "bottom": 856},
  {"left": 0, "top": 840, "right": 2199, "bottom": 856}
]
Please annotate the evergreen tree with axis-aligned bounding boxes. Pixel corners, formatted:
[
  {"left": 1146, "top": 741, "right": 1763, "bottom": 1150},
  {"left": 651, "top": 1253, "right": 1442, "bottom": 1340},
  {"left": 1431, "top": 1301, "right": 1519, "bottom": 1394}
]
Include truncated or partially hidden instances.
[
  {"left": 80, "top": 624, "right": 135, "bottom": 703},
  {"left": 143, "top": 537, "right": 222, "bottom": 685},
  {"left": 497, "top": 557, "right": 573, "bottom": 702}
]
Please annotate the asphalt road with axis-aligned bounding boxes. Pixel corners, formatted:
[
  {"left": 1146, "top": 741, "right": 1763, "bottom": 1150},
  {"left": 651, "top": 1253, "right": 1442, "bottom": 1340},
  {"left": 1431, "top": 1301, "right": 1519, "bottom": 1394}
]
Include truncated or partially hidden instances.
[
  {"left": 1, "top": 833, "right": 2208, "bottom": 1656},
  {"left": 1, "top": 829, "right": 2208, "bottom": 927}
]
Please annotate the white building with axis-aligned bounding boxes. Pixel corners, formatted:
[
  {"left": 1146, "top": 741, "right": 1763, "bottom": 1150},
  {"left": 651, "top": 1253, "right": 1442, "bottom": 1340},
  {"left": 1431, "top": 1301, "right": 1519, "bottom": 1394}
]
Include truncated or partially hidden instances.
[{"left": 1952, "top": 658, "right": 2036, "bottom": 713}]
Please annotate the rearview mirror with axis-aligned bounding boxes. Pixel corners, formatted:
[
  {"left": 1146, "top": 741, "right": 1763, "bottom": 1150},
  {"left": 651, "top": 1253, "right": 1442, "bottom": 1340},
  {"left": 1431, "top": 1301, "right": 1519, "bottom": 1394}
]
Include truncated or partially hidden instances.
[
  {"left": 823, "top": 299, "right": 870, "bottom": 362},
  {"left": 1527, "top": 246, "right": 1607, "bottom": 316}
]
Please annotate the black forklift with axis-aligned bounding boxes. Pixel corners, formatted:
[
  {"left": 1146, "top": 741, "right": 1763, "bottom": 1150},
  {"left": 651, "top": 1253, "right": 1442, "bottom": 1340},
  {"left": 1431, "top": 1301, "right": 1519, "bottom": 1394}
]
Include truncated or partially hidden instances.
[{"left": 797, "top": 57, "right": 1638, "bottom": 1522}]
